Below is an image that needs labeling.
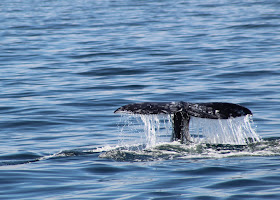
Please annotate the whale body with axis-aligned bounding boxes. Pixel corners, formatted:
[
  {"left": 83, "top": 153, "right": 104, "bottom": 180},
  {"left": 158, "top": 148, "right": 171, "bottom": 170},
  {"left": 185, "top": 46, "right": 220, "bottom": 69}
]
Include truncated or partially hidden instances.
[{"left": 114, "top": 102, "right": 252, "bottom": 143}]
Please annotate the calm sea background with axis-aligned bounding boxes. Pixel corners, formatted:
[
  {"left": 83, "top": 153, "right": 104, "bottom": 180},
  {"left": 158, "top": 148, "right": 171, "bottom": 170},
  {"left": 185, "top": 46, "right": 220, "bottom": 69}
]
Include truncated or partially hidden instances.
[{"left": 1, "top": 0, "right": 280, "bottom": 199}]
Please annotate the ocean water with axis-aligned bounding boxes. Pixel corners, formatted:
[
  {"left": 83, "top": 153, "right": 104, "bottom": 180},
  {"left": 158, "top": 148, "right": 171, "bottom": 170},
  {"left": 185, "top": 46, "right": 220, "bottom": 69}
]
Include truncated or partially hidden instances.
[{"left": 1, "top": 0, "right": 280, "bottom": 199}]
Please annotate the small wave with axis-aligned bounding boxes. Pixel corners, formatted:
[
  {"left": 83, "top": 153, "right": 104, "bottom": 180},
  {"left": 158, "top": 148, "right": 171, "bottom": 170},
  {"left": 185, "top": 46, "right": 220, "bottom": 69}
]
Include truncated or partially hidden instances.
[
  {"left": 1, "top": 138, "right": 280, "bottom": 166},
  {"left": 99, "top": 139, "right": 280, "bottom": 162},
  {"left": 0, "top": 152, "right": 42, "bottom": 166}
]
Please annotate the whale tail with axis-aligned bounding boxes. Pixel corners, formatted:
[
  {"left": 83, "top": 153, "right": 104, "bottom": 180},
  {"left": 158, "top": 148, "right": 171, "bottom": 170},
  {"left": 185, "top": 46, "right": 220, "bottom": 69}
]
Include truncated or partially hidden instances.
[{"left": 114, "top": 102, "right": 252, "bottom": 143}]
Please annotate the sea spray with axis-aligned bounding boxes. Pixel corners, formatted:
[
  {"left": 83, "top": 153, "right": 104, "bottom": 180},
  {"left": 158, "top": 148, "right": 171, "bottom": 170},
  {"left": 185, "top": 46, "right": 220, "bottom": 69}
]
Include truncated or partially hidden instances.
[{"left": 117, "top": 114, "right": 261, "bottom": 146}]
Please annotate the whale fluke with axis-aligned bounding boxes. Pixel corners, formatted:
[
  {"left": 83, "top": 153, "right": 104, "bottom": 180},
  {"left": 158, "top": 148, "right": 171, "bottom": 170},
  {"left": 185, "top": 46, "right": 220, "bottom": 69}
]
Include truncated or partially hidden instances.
[
  {"left": 114, "top": 102, "right": 252, "bottom": 118},
  {"left": 114, "top": 102, "right": 252, "bottom": 143}
]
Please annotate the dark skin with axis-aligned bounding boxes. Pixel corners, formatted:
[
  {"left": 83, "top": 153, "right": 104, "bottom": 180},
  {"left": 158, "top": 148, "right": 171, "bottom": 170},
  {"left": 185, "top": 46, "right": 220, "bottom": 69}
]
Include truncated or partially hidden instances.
[{"left": 172, "top": 112, "right": 190, "bottom": 143}]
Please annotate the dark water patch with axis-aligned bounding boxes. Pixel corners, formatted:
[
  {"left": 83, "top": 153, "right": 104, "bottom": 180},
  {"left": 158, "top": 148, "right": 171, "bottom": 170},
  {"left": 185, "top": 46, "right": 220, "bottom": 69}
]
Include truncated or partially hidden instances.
[
  {"left": 228, "top": 23, "right": 280, "bottom": 30},
  {"left": 32, "top": 135, "right": 63, "bottom": 142},
  {"left": 147, "top": 177, "right": 203, "bottom": 190},
  {"left": 0, "top": 152, "right": 42, "bottom": 166},
  {"left": 0, "top": 106, "right": 16, "bottom": 113},
  {"left": 261, "top": 176, "right": 280, "bottom": 183},
  {"left": 0, "top": 160, "right": 39, "bottom": 166},
  {"left": 59, "top": 100, "right": 120, "bottom": 111},
  {"left": 85, "top": 164, "right": 127, "bottom": 174},
  {"left": 0, "top": 149, "right": 100, "bottom": 166},
  {"left": 207, "top": 179, "right": 267, "bottom": 189},
  {"left": 82, "top": 84, "right": 147, "bottom": 91},
  {"left": 173, "top": 166, "right": 244, "bottom": 176},
  {"left": 140, "top": 191, "right": 183, "bottom": 200},
  {"left": 68, "top": 52, "right": 124, "bottom": 59},
  {"left": 213, "top": 70, "right": 279, "bottom": 79},
  {"left": 155, "top": 59, "right": 199, "bottom": 66},
  {"left": 59, "top": 101, "right": 99, "bottom": 108},
  {"left": 0, "top": 120, "right": 64, "bottom": 129},
  {"left": 193, "top": 196, "right": 220, "bottom": 200},
  {"left": 78, "top": 67, "right": 148, "bottom": 77},
  {"left": 1, "top": 91, "right": 41, "bottom": 98},
  {"left": 147, "top": 51, "right": 174, "bottom": 57},
  {"left": 31, "top": 109, "right": 62, "bottom": 115},
  {"left": 197, "top": 2, "right": 227, "bottom": 8},
  {"left": 0, "top": 184, "right": 85, "bottom": 200},
  {"left": 263, "top": 137, "right": 280, "bottom": 142},
  {"left": 0, "top": 152, "right": 40, "bottom": 161},
  {"left": 228, "top": 194, "right": 280, "bottom": 200}
]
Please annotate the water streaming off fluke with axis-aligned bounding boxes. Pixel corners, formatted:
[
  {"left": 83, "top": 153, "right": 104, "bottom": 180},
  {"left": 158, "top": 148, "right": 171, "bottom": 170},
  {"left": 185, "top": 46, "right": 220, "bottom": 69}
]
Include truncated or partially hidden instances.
[
  {"left": 190, "top": 115, "right": 260, "bottom": 144},
  {"left": 117, "top": 114, "right": 261, "bottom": 146},
  {"left": 117, "top": 114, "right": 173, "bottom": 148}
]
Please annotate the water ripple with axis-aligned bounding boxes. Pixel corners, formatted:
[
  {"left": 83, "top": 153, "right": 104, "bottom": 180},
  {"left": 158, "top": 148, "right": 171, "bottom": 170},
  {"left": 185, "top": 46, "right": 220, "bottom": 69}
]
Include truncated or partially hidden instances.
[{"left": 1, "top": 0, "right": 280, "bottom": 199}]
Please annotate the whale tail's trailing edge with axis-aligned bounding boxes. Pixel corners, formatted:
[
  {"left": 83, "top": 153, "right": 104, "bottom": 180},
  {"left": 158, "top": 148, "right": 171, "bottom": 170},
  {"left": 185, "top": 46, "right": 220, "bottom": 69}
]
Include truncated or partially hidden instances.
[{"left": 114, "top": 102, "right": 252, "bottom": 143}]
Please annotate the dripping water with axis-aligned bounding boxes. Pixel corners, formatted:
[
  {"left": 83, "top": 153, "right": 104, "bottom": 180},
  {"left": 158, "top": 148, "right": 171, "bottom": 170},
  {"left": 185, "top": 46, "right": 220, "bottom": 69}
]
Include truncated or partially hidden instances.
[
  {"left": 189, "top": 115, "right": 261, "bottom": 145},
  {"left": 100, "top": 115, "right": 280, "bottom": 162},
  {"left": 117, "top": 114, "right": 261, "bottom": 146},
  {"left": 117, "top": 114, "right": 172, "bottom": 148}
]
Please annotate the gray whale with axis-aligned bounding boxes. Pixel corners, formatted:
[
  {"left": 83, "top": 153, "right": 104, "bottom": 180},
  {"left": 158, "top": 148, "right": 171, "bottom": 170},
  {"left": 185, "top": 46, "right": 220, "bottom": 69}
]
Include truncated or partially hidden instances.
[{"left": 114, "top": 102, "right": 252, "bottom": 143}]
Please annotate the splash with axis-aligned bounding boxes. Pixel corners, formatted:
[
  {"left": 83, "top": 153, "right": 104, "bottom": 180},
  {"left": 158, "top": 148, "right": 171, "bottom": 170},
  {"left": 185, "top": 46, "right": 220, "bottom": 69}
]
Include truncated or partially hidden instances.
[
  {"left": 117, "top": 114, "right": 261, "bottom": 146},
  {"left": 0, "top": 115, "right": 269, "bottom": 165}
]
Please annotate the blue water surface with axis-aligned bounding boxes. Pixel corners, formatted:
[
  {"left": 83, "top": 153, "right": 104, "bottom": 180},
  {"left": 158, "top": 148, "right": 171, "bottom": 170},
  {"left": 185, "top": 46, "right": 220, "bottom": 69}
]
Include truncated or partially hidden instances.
[{"left": 1, "top": 0, "right": 280, "bottom": 199}]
